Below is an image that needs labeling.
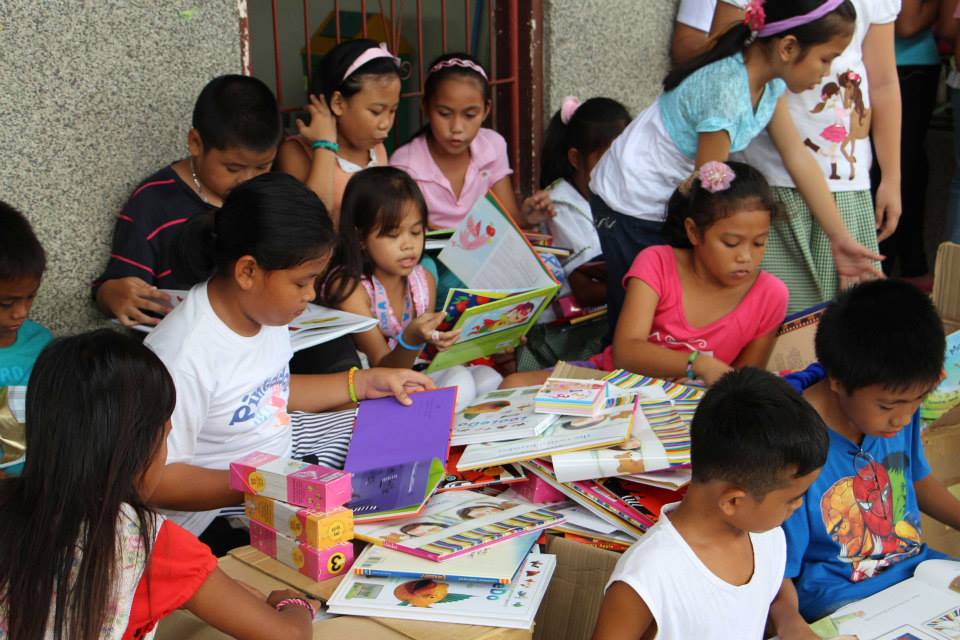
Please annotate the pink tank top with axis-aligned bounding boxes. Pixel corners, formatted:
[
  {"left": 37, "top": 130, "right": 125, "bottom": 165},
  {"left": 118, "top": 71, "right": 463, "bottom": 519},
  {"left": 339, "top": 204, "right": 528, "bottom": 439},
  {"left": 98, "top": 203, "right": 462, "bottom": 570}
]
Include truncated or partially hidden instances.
[{"left": 360, "top": 265, "right": 431, "bottom": 348}]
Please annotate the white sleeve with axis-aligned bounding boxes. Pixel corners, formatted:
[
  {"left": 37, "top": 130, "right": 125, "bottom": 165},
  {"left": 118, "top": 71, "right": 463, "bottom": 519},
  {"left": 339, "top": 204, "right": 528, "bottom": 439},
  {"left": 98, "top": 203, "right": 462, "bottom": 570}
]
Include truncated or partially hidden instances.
[
  {"left": 871, "top": 0, "right": 901, "bottom": 24},
  {"left": 676, "top": 0, "right": 718, "bottom": 32},
  {"left": 165, "top": 369, "right": 212, "bottom": 465},
  {"left": 719, "top": 0, "right": 746, "bottom": 9}
]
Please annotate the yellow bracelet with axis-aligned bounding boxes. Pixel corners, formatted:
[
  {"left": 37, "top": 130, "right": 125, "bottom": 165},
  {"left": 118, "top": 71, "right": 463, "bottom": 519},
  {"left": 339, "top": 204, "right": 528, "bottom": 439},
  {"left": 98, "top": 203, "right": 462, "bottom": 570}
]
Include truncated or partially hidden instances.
[{"left": 347, "top": 366, "right": 359, "bottom": 404}]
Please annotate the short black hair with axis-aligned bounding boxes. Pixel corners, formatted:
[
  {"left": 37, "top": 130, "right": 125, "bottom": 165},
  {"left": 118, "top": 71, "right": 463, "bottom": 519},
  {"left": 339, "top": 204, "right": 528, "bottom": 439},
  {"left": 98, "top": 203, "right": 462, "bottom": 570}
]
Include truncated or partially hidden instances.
[
  {"left": 0, "top": 200, "right": 46, "bottom": 281},
  {"left": 691, "top": 368, "right": 828, "bottom": 498},
  {"left": 192, "top": 74, "right": 282, "bottom": 152},
  {"left": 816, "top": 279, "right": 945, "bottom": 394}
]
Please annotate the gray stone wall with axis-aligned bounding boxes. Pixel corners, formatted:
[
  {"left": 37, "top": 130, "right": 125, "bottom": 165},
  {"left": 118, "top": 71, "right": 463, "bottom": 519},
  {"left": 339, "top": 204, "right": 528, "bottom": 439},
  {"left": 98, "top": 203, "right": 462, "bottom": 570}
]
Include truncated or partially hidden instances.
[
  {"left": 0, "top": 1, "right": 240, "bottom": 335},
  {"left": 544, "top": 0, "right": 679, "bottom": 118}
]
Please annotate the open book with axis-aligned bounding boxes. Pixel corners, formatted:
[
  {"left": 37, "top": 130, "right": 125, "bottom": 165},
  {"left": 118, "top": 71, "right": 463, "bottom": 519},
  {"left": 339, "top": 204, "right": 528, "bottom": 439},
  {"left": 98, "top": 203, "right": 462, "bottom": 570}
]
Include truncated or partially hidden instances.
[
  {"left": 922, "top": 330, "right": 960, "bottom": 425},
  {"left": 426, "top": 194, "right": 559, "bottom": 372},
  {"left": 807, "top": 559, "right": 960, "bottom": 640}
]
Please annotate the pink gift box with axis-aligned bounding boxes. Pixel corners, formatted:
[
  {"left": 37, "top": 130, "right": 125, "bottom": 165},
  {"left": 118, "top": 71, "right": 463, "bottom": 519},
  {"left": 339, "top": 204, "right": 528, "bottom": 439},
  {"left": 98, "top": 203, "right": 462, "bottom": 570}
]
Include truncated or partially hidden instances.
[
  {"left": 513, "top": 475, "right": 566, "bottom": 504},
  {"left": 229, "top": 450, "right": 352, "bottom": 511},
  {"left": 249, "top": 519, "right": 354, "bottom": 582}
]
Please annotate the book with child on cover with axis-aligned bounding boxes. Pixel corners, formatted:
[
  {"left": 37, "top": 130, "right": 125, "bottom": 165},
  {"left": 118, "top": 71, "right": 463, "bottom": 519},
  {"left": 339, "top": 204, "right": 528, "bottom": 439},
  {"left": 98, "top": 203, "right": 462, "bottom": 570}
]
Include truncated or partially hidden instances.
[
  {"left": 352, "top": 490, "right": 564, "bottom": 562},
  {"left": 426, "top": 193, "right": 560, "bottom": 372},
  {"left": 451, "top": 385, "right": 557, "bottom": 446}
]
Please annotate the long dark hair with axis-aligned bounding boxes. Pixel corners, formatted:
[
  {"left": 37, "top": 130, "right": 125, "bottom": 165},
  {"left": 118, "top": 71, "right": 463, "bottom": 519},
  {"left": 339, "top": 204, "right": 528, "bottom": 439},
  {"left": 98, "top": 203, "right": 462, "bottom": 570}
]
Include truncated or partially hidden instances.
[
  {"left": 312, "top": 39, "right": 402, "bottom": 104},
  {"left": 664, "top": 0, "right": 856, "bottom": 91},
  {"left": 322, "top": 167, "right": 428, "bottom": 306},
  {"left": 540, "top": 98, "right": 630, "bottom": 189},
  {"left": 172, "top": 172, "right": 337, "bottom": 286},
  {"left": 0, "top": 330, "right": 176, "bottom": 639},
  {"left": 662, "top": 161, "right": 780, "bottom": 249}
]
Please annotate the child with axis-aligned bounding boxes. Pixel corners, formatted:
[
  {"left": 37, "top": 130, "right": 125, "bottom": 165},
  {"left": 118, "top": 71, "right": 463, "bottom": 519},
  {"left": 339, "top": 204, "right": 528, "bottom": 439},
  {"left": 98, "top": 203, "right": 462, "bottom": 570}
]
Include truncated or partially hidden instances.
[
  {"left": 593, "top": 367, "right": 829, "bottom": 639},
  {"left": 771, "top": 279, "right": 958, "bottom": 626},
  {"left": 0, "top": 330, "right": 316, "bottom": 640},
  {"left": 590, "top": 0, "right": 881, "bottom": 334},
  {"left": 94, "top": 74, "right": 281, "bottom": 327},
  {"left": 717, "top": 0, "right": 903, "bottom": 312},
  {"left": 324, "top": 167, "right": 501, "bottom": 409},
  {"left": 0, "top": 201, "right": 52, "bottom": 387},
  {"left": 276, "top": 39, "right": 401, "bottom": 223},
  {"left": 144, "top": 172, "right": 432, "bottom": 540},
  {"left": 390, "top": 52, "right": 554, "bottom": 229},
  {"left": 540, "top": 96, "right": 630, "bottom": 308},
  {"left": 592, "top": 161, "right": 788, "bottom": 386}
]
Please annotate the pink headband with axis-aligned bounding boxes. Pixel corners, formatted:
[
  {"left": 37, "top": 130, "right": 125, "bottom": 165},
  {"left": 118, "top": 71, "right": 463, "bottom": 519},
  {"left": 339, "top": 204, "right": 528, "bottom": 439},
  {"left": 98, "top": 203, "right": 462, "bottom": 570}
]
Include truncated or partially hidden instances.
[
  {"left": 342, "top": 43, "right": 400, "bottom": 82},
  {"left": 560, "top": 96, "right": 581, "bottom": 125},
  {"left": 757, "top": 0, "right": 846, "bottom": 38},
  {"left": 428, "top": 58, "right": 488, "bottom": 81}
]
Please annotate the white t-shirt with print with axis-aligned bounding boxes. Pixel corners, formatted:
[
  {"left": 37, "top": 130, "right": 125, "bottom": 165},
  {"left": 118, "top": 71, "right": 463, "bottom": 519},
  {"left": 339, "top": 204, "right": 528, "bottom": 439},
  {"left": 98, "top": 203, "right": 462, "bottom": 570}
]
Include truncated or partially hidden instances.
[
  {"left": 546, "top": 179, "right": 602, "bottom": 275},
  {"left": 677, "top": 0, "right": 717, "bottom": 32},
  {"left": 724, "top": 0, "right": 900, "bottom": 191},
  {"left": 144, "top": 281, "right": 294, "bottom": 534},
  {"left": 605, "top": 502, "right": 786, "bottom": 639}
]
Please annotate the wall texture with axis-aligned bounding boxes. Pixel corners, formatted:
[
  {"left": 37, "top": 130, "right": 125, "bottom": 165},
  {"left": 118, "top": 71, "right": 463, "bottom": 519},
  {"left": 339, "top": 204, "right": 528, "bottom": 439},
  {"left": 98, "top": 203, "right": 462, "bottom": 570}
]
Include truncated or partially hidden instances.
[
  {"left": 543, "top": 0, "right": 678, "bottom": 119},
  {"left": 0, "top": 1, "right": 240, "bottom": 335}
]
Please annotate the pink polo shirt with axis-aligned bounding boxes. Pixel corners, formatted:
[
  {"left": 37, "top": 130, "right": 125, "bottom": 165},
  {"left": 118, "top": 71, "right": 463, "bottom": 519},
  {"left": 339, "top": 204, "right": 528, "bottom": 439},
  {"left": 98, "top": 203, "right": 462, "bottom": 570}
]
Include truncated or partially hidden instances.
[
  {"left": 591, "top": 245, "right": 788, "bottom": 370},
  {"left": 390, "top": 128, "right": 513, "bottom": 229}
]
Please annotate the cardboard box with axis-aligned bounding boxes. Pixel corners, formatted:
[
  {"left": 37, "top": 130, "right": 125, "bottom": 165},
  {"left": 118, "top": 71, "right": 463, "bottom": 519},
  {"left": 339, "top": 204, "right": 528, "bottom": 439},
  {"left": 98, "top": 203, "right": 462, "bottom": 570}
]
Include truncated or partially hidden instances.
[
  {"left": 229, "top": 451, "right": 352, "bottom": 511},
  {"left": 244, "top": 494, "right": 354, "bottom": 549},
  {"left": 933, "top": 242, "right": 960, "bottom": 334},
  {"left": 249, "top": 520, "right": 354, "bottom": 582}
]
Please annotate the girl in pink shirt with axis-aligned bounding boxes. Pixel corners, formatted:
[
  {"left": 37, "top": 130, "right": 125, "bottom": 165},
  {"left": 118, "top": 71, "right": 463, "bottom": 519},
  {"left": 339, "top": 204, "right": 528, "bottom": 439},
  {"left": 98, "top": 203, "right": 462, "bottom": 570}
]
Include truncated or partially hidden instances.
[
  {"left": 390, "top": 53, "right": 554, "bottom": 229},
  {"left": 592, "top": 160, "right": 788, "bottom": 385}
]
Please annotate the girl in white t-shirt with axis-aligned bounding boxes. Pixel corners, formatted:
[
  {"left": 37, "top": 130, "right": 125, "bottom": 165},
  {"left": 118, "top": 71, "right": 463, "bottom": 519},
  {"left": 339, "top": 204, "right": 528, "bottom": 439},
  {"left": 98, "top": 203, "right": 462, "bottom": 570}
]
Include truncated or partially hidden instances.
[
  {"left": 145, "top": 173, "right": 432, "bottom": 538},
  {"left": 715, "top": 0, "right": 903, "bottom": 311},
  {"left": 540, "top": 96, "right": 630, "bottom": 308}
]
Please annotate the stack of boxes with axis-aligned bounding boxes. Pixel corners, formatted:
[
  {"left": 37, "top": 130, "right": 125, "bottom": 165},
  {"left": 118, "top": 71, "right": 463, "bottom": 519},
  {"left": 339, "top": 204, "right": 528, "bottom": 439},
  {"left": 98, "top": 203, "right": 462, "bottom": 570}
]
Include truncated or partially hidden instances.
[{"left": 229, "top": 451, "right": 356, "bottom": 582}]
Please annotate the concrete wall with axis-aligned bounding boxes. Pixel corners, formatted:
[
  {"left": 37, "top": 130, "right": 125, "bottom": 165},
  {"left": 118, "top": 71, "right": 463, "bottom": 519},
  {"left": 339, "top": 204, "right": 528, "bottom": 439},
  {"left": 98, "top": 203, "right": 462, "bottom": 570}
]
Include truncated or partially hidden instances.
[
  {"left": 543, "top": 0, "right": 679, "bottom": 119},
  {"left": 0, "top": 1, "right": 240, "bottom": 335}
]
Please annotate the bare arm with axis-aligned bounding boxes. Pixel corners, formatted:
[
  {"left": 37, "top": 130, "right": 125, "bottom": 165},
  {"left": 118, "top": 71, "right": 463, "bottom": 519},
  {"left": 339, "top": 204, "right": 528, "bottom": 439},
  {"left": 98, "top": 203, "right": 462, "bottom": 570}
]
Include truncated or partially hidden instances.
[
  {"left": 916, "top": 474, "right": 960, "bottom": 530},
  {"left": 185, "top": 570, "right": 313, "bottom": 640},
  {"left": 897, "top": 0, "right": 941, "bottom": 38},
  {"left": 769, "top": 579, "right": 819, "bottom": 640},
  {"left": 863, "top": 22, "right": 903, "bottom": 242},
  {"left": 731, "top": 327, "right": 779, "bottom": 369},
  {"left": 672, "top": 23, "right": 710, "bottom": 66},
  {"left": 490, "top": 177, "right": 557, "bottom": 227},
  {"left": 150, "top": 464, "right": 241, "bottom": 512},
  {"left": 592, "top": 582, "right": 654, "bottom": 640},
  {"left": 288, "top": 367, "right": 435, "bottom": 412},
  {"left": 938, "top": 0, "right": 960, "bottom": 39},
  {"left": 695, "top": 130, "right": 732, "bottom": 168},
  {"left": 275, "top": 95, "right": 339, "bottom": 217},
  {"left": 710, "top": 2, "right": 745, "bottom": 37}
]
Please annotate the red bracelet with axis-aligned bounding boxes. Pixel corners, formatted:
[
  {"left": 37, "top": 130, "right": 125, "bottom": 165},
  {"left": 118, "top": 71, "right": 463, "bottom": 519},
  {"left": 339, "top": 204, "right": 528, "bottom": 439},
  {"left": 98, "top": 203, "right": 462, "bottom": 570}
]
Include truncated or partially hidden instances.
[{"left": 275, "top": 597, "right": 316, "bottom": 618}]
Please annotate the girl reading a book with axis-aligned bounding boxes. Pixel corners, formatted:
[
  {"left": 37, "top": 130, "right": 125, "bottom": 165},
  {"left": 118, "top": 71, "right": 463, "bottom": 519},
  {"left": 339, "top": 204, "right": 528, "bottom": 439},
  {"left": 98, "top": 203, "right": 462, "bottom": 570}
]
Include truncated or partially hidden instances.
[
  {"left": 592, "top": 161, "right": 789, "bottom": 386},
  {"left": 324, "top": 167, "right": 502, "bottom": 409},
  {"left": 0, "top": 330, "right": 317, "bottom": 640},
  {"left": 144, "top": 173, "right": 431, "bottom": 545},
  {"left": 390, "top": 52, "right": 554, "bottom": 229}
]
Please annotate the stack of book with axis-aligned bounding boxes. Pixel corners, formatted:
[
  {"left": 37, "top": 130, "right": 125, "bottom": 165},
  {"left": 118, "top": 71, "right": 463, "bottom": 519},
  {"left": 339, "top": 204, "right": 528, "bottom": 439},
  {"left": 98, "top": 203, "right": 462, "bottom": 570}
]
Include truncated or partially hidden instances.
[{"left": 229, "top": 451, "right": 357, "bottom": 581}]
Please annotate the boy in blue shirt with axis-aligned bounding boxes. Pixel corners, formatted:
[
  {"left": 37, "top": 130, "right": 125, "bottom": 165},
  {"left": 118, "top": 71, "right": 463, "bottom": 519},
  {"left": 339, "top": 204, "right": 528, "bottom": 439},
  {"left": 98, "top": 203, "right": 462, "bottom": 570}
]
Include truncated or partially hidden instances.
[
  {"left": 772, "top": 279, "right": 958, "bottom": 630},
  {"left": 0, "top": 201, "right": 52, "bottom": 387}
]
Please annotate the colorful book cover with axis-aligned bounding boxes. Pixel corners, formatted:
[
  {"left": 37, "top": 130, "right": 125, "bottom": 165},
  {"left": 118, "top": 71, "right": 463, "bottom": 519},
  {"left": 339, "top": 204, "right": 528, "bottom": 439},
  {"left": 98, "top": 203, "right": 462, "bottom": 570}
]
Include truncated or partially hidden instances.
[
  {"left": 352, "top": 531, "right": 539, "bottom": 584},
  {"left": 428, "top": 193, "right": 559, "bottom": 372},
  {"left": 353, "top": 490, "right": 564, "bottom": 562},
  {"left": 438, "top": 448, "right": 526, "bottom": 492},
  {"left": 456, "top": 399, "right": 638, "bottom": 471},
  {"left": 922, "top": 330, "right": 960, "bottom": 423},
  {"left": 451, "top": 386, "right": 557, "bottom": 446},
  {"left": 344, "top": 388, "right": 457, "bottom": 520},
  {"left": 327, "top": 553, "right": 556, "bottom": 630}
]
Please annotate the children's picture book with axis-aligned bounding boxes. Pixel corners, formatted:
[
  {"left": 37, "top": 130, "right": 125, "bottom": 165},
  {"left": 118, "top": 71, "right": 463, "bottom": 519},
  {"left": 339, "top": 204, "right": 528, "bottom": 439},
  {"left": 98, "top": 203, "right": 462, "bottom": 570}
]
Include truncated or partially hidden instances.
[
  {"left": 327, "top": 553, "right": 556, "bottom": 629},
  {"left": 804, "top": 560, "right": 960, "bottom": 640},
  {"left": 456, "top": 399, "right": 638, "bottom": 471},
  {"left": 922, "top": 330, "right": 960, "bottom": 425},
  {"left": 438, "top": 447, "right": 526, "bottom": 492},
  {"left": 124, "top": 289, "right": 377, "bottom": 350},
  {"left": 428, "top": 194, "right": 559, "bottom": 372},
  {"left": 353, "top": 490, "right": 564, "bottom": 562},
  {"left": 352, "top": 531, "right": 539, "bottom": 584},
  {"left": 344, "top": 388, "right": 457, "bottom": 522},
  {"left": 765, "top": 302, "right": 828, "bottom": 375},
  {"left": 451, "top": 386, "right": 557, "bottom": 446}
]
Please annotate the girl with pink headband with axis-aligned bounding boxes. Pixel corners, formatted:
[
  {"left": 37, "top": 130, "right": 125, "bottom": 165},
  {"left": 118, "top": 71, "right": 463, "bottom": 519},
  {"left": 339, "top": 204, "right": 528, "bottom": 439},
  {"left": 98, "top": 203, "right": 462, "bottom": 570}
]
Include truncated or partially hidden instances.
[
  {"left": 390, "top": 52, "right": 555, "bottom": 230},
  {"left": 712, "top": 0, "right": 903, "bottom": 314},
  {"left": 276, "top": 39, "right": 402, "bottom": 225},
  {"left": 589, "top": 0, "right": 881, "bottom": 340}
]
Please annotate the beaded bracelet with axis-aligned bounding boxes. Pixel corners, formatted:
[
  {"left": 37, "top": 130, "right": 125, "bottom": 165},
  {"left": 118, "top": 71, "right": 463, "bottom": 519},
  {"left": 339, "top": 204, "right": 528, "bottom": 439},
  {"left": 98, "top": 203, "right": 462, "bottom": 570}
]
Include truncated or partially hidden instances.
[
  {"left": 686, "top": 350, "right": 700, "bottom": 380},
  {"left": 275, "top": 597, "right": 316, "bottom": 618},
  {"left": 311, "top": 139, "right": 339, "bottom": 153},
  {"left": 347, "top": 366, "right": 359, "bottom": 404},
  {"left": 396, "top": 332, "right": 425, "bottom": 352}
]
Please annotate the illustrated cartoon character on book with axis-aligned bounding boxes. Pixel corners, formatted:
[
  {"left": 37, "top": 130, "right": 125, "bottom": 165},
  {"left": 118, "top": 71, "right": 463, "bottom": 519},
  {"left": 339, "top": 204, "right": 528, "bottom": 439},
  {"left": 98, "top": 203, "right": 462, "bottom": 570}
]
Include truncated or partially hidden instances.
[
  {"left": 468, "top": 302, "right": 535, "bottom": 337},
  {"left": 452, "top": 215, "right": 496, "bottom": 251},
  {"left": 394, "top": 579, "right": 474, "bottom": 608}
]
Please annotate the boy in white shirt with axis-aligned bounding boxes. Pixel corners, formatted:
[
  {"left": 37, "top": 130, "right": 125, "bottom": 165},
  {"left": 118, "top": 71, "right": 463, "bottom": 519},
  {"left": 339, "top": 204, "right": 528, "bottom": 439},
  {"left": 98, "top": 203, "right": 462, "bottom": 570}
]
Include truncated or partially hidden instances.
[{"left": 593, "top": 368, "right": 829, "bottom": 640}]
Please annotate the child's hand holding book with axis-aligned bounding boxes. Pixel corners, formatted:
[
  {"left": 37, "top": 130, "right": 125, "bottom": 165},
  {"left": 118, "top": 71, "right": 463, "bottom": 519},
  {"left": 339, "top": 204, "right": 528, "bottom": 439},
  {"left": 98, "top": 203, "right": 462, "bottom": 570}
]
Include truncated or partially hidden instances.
[{"left": 404, "top": 311, "right": 461, "bottom": 352}]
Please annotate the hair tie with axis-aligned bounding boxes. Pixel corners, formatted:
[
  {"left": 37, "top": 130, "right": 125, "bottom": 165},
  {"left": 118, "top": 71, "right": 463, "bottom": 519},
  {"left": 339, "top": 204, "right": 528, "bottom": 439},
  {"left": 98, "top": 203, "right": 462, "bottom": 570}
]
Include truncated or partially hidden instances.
[
  {"left": 560, "top": 96, "right": 581, "bottom": 125},
  {"left": 342, "top": 42, "right": 400, "bottom": 82},
  {"left": 744, "top": 0, "right": 766, "bottom": 35},
  {"left": 758, "top": 0, "right": 845, "bottom": 38},
  {"left": 697, "top": 161, "right": 737, "bottom": 193},
  {"left": 428, "top": 58, "right": 488, "bottom": 81}
]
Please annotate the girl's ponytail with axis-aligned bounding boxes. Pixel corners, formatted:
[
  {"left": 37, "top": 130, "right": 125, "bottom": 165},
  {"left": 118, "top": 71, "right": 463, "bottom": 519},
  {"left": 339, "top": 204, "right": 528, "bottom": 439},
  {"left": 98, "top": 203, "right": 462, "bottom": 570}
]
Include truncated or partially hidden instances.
[
  {"left": 539, "top": 109, "right": 570, "bottom": 189},
  {"left": 540, "top": 96, "right": 630, "bottom": 189}
]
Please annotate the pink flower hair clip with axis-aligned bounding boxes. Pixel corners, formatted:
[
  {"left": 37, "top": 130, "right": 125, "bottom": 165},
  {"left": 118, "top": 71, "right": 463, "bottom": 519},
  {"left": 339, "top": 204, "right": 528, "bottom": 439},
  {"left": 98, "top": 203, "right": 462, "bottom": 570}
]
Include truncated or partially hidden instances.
[
  {"left": 698, "top": 161, "right": 736, "bottom": 193},
  {"left": 560, "top": 96, "right": 581, "bottom": 125},
  {"left": 744, "top": 0, "right": 766, "bottom": 33},
  {"left": 845, "top": 71, "right": 861, "bottom": 83}
]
